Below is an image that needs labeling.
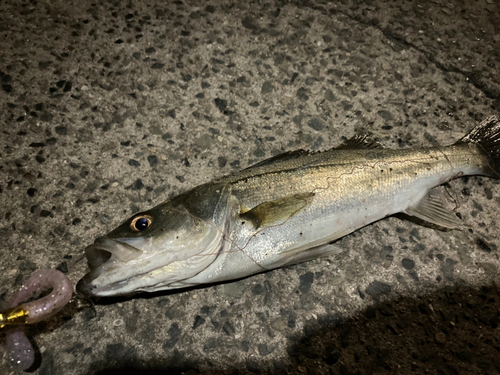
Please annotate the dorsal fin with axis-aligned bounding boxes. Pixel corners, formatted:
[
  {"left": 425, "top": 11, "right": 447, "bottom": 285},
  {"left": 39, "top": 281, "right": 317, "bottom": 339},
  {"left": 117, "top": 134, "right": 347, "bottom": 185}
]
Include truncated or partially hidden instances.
[
  {"left": 335, "top": 134, "right": 383, "bottom": 150},
  {"left": 242, "top": 134, "right": 380, "bottom": 172},
  {"left": 243, "top": 149, "right": 311, "bottom": 170}
]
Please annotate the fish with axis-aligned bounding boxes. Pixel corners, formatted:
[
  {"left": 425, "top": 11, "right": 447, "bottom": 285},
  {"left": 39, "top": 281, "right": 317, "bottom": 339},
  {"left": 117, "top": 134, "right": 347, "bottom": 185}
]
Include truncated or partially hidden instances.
[{"left": 76, "top": 115, "right": 500, "bottom": 297}]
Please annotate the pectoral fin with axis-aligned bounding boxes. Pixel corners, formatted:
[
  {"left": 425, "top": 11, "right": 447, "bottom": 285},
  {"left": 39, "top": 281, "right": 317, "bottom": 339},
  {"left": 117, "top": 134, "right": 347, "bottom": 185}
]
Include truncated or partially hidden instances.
[
  {"left": 405, "top": 193, "right": 463, "bottom": 229},
  {"left": 241, "top": 192, "right": 315, "bottom": 229}
]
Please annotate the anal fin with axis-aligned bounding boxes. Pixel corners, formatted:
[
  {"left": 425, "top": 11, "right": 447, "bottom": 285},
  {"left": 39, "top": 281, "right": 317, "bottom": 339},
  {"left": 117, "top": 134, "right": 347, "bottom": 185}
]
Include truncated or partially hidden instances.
[{"left": 405, "top": 193, "right": 463, "bottom": 229}]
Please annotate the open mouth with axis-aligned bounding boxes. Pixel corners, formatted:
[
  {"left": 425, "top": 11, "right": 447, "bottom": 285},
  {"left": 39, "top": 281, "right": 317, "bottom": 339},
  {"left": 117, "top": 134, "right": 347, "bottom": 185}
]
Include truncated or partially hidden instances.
[
  {"left": 76, "top": 272, "right": 132, "bottom": 297},
  {"left": 76, "top": 238, "right": 145, "bottom": 297},
  {"left": 85, "top": 238, "right": 144, "bottom": 268}
]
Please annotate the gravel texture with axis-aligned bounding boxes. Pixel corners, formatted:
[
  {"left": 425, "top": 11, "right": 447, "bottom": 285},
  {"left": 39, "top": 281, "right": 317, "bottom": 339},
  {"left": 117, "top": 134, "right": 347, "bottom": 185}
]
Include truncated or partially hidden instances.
[{"left": 1, "top": 0, "right": 500, "bottom": 374}]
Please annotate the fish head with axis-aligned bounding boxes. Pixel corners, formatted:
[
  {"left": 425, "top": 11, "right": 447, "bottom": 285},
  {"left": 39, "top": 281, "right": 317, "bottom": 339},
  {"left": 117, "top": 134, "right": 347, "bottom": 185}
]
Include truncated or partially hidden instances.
[{"left": 76, "top": 200, "right": 224, "bottom": 297}]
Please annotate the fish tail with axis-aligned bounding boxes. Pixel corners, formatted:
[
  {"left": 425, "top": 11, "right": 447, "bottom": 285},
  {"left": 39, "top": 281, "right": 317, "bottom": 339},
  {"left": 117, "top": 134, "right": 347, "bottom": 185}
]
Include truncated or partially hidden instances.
[{"left": 457, "top": 115, "right": 500, "bottom": 177}]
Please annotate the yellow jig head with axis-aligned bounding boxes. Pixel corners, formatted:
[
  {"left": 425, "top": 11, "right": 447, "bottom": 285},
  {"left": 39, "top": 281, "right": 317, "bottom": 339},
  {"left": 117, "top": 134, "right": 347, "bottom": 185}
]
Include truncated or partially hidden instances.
[{"left": 0, "top": 306, "right": 29, "bottom": 329}]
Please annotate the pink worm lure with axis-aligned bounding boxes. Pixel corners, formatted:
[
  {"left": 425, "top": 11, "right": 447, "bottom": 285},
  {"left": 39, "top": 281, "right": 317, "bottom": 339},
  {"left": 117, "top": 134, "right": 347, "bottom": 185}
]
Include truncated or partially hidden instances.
[{"left": 1, "top": 269, "right": 73, "bottom": 371}]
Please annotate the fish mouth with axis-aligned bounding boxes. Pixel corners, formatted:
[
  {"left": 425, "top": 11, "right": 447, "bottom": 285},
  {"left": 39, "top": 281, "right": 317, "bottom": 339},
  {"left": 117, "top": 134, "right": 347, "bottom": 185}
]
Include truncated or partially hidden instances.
[
  {"left": 76, "top": 272, "right": 133, "bottom": 298},
  {"left": 76, "top": 238, "right": 146, "bottom": 298},
  {"left": 85, "top": 238, "right": 144, "bottom": 267}
]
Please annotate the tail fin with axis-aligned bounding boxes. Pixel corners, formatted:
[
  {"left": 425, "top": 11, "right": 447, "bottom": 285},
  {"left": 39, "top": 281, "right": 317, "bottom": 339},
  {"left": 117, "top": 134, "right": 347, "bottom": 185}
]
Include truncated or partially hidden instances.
[{"left": 458, "top": 115, "right": 500, "bottom": 178}]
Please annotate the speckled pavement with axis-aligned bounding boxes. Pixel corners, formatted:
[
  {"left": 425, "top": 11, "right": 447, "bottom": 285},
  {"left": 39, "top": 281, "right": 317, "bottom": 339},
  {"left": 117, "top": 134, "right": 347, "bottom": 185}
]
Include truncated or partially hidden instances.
[{"left": 1, "top": 0, "right": 500, "bottom": 374}]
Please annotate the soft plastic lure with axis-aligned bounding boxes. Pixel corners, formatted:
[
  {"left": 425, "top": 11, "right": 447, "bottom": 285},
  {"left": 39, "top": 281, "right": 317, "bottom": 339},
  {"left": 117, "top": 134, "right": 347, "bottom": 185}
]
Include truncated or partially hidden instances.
[{"left": 0, "top": 269, "right": 73, "bottom": 371}]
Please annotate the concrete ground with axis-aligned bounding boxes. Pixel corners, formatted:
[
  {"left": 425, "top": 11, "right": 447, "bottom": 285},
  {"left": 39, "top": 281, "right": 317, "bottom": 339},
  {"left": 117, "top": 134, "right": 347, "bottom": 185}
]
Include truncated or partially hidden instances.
[{"left": 1, "top": 0, "right": 500, "bottom": 374}]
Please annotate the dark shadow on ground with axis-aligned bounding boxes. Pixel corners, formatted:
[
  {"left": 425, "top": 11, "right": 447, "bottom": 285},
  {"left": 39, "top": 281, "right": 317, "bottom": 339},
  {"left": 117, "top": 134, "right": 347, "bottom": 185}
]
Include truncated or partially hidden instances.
[{"left": 84, "top": 283, "right": 500, "bottom": 375}]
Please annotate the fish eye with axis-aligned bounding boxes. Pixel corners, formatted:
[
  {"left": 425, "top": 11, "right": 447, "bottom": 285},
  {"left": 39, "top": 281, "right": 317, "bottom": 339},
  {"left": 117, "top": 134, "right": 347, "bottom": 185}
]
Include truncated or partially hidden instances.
[{"left": 130, "top": 215, "right": 153, "bottom": 232}]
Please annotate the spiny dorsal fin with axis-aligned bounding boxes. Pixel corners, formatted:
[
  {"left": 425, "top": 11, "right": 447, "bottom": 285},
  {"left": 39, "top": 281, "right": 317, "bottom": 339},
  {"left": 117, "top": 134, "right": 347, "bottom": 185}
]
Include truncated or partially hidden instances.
[
  {"left": 240, "top": 192, "right": 315, "bottom": 229},
  {"left": 243, "top": 149, "right": 310, "bottom": 171},
  {"left": 335, "top": 134, "right": 383, "bottom": 150},
  {"left": 405, "top": 192, "right": 463, "bottom": 229},
  {"left": 243, "top": 134, "right": 381, "bottom": 171}
]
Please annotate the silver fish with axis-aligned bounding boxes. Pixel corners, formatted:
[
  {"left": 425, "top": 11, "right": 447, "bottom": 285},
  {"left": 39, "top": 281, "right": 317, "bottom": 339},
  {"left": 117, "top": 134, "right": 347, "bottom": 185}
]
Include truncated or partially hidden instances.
[{"left": 76, "top": 115, "right": 500, "bottom": 297}]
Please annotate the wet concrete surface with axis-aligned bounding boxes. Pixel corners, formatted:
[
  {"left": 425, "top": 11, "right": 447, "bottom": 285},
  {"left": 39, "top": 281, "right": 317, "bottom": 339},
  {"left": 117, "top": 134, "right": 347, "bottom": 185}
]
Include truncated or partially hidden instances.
[{"left": 1, "top": 0, "right": 500, "bottom": 374}]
